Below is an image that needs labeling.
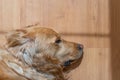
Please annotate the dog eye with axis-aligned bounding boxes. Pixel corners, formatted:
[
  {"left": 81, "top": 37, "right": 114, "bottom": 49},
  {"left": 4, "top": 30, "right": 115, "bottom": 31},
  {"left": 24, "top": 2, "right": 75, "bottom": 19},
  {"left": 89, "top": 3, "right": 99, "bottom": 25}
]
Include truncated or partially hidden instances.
[{"left": 55, "top": 39, "right": 61, "bottom": 44}]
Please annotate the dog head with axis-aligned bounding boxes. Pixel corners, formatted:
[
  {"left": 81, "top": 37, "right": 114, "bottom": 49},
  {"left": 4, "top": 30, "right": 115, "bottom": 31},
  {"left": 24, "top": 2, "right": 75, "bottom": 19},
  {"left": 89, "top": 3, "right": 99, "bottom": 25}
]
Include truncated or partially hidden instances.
[{"left": 6, "top": 25, "right": 84, "bottom": 74}]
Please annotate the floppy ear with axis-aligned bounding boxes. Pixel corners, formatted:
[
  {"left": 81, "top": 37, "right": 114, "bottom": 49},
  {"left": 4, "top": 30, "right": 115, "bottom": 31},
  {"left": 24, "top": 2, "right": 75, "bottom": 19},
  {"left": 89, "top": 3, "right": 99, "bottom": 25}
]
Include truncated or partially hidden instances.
[
  {"left": 5, "top": 29, "right": 37, "bottom": 65},
  {"left": 6, "top": 29, "right": 29, "bottom": 47},
  {"left": 16, "top": 40, "right": 36, "bottom": 65}
]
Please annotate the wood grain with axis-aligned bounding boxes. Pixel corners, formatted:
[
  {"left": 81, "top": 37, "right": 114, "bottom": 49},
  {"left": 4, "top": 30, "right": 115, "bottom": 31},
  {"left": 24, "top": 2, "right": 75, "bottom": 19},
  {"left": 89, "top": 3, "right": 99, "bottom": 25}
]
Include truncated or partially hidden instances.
[{"left": 0, "top": 0, "right": 118, "bottom": 80}]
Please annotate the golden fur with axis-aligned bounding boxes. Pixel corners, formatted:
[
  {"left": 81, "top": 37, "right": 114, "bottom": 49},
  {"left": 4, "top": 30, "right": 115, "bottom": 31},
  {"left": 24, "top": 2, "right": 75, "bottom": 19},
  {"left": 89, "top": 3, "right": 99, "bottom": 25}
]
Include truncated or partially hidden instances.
[{"left": 0, "top": 25, "right": 83, "bottom": 80}]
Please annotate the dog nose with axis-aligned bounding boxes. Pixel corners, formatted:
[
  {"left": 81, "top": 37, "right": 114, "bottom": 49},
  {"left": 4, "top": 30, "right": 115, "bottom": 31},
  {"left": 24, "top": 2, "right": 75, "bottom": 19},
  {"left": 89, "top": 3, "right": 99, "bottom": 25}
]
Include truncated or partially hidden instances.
[{"left": 77, "top": 44, "right": 84, "bottom": 50}]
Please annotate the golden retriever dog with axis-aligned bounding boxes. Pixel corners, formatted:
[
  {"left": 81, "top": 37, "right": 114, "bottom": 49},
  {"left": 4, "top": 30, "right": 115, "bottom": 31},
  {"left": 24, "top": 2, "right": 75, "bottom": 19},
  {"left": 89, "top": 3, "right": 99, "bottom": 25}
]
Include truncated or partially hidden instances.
[{"left": 0, "top": 25, "right": 83, "bottom": 80}]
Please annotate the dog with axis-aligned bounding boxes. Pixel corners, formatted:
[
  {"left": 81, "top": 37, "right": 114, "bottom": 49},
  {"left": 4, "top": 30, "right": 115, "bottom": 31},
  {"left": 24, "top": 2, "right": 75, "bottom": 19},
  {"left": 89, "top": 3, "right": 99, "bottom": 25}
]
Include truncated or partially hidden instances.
[{"left": 0, "top": 25, "right": 83, "bottom": 80}]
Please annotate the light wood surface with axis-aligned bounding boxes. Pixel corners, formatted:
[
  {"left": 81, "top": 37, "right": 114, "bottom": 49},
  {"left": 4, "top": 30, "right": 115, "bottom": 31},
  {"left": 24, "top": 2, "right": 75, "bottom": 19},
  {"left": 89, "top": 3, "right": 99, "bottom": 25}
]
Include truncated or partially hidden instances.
[{"left": 0, "top": 0, "right": 120, "bottom": 80}]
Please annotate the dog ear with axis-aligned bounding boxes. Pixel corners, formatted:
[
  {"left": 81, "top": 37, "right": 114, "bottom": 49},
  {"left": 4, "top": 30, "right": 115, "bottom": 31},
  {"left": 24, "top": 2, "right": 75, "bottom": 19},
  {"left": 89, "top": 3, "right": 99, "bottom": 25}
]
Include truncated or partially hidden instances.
[
  {"left": 16, "top": 40, "right": 35, "bottom": 65},
  {"left": 5, "top": 29, "right": 37, "bottom": 65},
  {"left": 6, "top": 29, "right": 29, "bottom": 47}
]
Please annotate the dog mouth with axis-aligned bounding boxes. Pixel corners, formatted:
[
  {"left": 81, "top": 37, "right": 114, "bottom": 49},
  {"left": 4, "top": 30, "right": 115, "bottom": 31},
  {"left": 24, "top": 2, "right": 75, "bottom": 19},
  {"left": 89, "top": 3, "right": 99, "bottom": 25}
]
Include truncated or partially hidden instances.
[
  {"left": 62, "top": 52, "right": 84, "bottom": 72},
  {"left": 63, "top": 50, "right": 84, "bottom": 67},
  {"left": 63, "top": 60, "right": 75, "bottom": 66}
]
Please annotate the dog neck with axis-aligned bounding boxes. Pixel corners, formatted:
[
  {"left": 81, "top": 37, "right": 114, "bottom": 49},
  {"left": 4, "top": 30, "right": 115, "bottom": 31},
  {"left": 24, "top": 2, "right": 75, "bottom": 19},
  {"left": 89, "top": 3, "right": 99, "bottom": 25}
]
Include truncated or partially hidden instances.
[
  {"left": 3, "top": 43, "right": 66, "bottom": 80},
  {"left": 1, "top": 47, "right": 56, "bottom": 80}
]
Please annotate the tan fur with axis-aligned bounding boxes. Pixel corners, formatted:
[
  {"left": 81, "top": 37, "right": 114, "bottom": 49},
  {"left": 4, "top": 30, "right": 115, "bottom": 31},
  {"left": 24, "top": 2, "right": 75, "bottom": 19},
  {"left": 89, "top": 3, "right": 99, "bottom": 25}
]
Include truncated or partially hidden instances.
[{"left": 0, "top": 25, "right": 83, "bottom": 80}]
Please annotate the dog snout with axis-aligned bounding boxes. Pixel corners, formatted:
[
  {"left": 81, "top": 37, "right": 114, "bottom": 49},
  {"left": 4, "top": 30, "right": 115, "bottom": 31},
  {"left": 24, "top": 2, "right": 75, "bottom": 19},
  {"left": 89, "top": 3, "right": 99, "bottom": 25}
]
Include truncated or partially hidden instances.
[{"left": 77, "top": 44, "right": 84, "bottom": 51}]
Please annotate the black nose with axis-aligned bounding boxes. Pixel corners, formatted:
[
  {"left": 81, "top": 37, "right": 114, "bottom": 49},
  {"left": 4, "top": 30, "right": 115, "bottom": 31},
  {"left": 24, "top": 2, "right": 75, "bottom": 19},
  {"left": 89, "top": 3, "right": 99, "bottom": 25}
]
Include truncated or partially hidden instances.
[{"left": 77, "top": 44, "right": 84, "bottom": 50}]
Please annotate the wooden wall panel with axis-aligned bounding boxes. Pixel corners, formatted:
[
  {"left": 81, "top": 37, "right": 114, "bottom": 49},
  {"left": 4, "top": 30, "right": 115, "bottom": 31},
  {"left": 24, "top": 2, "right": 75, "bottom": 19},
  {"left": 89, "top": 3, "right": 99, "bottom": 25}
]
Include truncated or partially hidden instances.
[
  {"left": 0, "top": 0, "right": 110, "bottom": 47},
  {"left": 0, "top": 0, "right": 115, "bottom": 80}
]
